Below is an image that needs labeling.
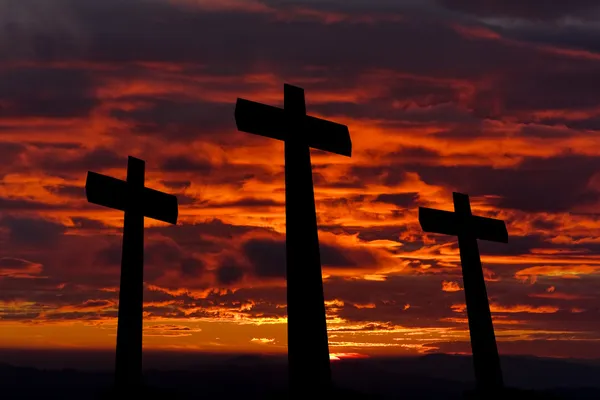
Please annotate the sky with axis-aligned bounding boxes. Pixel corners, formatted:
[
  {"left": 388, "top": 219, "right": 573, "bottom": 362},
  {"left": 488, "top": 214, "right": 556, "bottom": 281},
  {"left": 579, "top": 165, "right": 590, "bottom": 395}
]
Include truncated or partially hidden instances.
[{"left": 2, "top": 0, "right": 600, "bottom": 362}]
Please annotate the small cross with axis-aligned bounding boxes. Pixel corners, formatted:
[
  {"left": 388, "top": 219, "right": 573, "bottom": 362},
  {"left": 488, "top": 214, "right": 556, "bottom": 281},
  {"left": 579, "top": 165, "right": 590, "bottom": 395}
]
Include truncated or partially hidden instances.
[
  {"left": 85, "top": 156, "right": 178, "bottom": 391},
  {"left": 419, "top": 192, "right": 508, "bottom": 395}
]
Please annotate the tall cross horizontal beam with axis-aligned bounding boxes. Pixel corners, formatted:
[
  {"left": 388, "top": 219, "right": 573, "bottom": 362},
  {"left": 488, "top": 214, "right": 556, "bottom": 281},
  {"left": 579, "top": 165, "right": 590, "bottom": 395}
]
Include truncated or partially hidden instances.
[{"left": 235, "top": 97, "right": 352, "bottom": 157}]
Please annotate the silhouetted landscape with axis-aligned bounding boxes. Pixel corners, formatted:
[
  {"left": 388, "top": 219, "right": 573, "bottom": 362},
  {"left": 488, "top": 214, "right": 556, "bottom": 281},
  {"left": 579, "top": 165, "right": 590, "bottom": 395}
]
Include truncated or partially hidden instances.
[{"left": 1, "top": 350, "right": 599, "bottom": 399}]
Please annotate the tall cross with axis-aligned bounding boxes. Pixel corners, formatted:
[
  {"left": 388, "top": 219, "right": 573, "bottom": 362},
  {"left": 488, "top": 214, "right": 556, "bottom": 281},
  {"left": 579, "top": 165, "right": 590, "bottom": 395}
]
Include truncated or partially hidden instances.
[
  {"left": 235, "top": 84, "right": 351, "bottom": 394},
  {"left": 419, "top": 192, "right": 508, "bottom": 395},
  {"left": 85, "top": 156, "right": 178, "bottom": 390}
]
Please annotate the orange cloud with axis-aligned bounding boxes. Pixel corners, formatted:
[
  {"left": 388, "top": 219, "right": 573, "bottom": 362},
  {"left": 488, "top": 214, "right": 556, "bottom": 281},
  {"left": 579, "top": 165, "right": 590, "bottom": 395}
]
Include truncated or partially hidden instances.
[
  {"left": 250, "top": 338, "right": 275, "bottom": 344},
  {"left": 515, "top": 265, "right": 600, "bottom": 282},
  {"left": 452, "top": 303, "right": 559, "bottom": 314},
  {"left": 329, "top": 352, "right": 370, "bottom": 361},
  {"left": 442, "top": 280, "right": 462, "bottom": 292}
]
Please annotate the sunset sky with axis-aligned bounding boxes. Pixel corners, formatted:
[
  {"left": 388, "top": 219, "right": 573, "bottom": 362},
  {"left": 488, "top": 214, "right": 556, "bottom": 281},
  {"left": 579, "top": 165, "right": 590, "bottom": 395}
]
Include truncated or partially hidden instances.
[{"left": 2, "top": 0, "right": 600, "bottom": 362}]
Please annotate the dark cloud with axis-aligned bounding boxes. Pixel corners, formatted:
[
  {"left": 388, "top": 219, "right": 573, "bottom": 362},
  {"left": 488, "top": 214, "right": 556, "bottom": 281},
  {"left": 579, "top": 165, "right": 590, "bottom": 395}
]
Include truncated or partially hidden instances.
[
  {"left": 0, "top": 197, "right": 63, "bottom": 211},
  {"left": 70, "top": 217, "right": 110, "bottom": 230},
  {"left": 39, "top": 147, "right": 125, "bottom": 174},
  {"left": 389, "top": 146, "right": 442, "bottom": 161},
  {"left": 0, "top": 67, "right": 99, "bottom": 118},
  {"left": 110, "top": 98, "right": 236, "bottom": 141},
  {"left": 216, "top": 262, "right": 245, "bottom": 285},
  {"left": 1, "top": 216, "right": 67, "bottom": 246},
  {"left": 0, "top": 257, "right": 42, "bottom": 278},
  {"left": 179, "top": 257, "right": 205, "bottom": 277},
  {"left": 44, "top": 184, "right": 85, "bottom": 199},
  {"left": 4, "top": 0, "right": 599, "bottom": 131},
  {"left": 474, "top": 66, "right": 600, "bottom": 116},
  {"left": 242, "top": 238, "right": 286, "bottom": 278},
  {"left": 320, "top": 243, "right": 378, "bottom": 269},
  {"left": 0, "top": 142, "right": 26, "bottom": 165},
  {"left": 529, "top": 218, "right": 561, "bottom": 231},
  {"left": 241, "top": 236, "right": 380, "bottom": 277},
  {"left": 93, "top": 243, "right": 122, "bottom": 267},
  {"left": 413, "top": 153, "right": 600, "bottom": 212},
  {"left": 437, "top": 0, "right": 600, "bottom": 20},
  {"left": 145, "top": 240, "right": 182, "bottom": 265},
  {"left": 148, "top": 219, "right": 276, "bottom": 249},
  {"left": 160, "top": 156, "right": 213, "bottom": 173},
  {"left": 0, "top": 258, "right": 36, "bottom": 270},
  {"left": 206, "top": 197, "right": 283, "bottom": 209},
  {"left": 69, "top": 299, "right": 114, "bottom": 310},
  {"left": 518, "top": 124, "right": 576, "bottom": 139},
  {"left": 374, "top": 193, "right": 419, "bottom": 208},
  {"left": 0, "top": 0, "right": 566, "bottom": 83},
  {"left": 311, "top": 86, "right": 467, "bottom": 123},
  {"left": 160, "top": 180, "right": 192, "bottom": 190},
  {"left": 26, "top": 142, "right": 83, "bottom": 150},
  {"left": 319, "top": 224, "right": 411, "bottom": 245}
]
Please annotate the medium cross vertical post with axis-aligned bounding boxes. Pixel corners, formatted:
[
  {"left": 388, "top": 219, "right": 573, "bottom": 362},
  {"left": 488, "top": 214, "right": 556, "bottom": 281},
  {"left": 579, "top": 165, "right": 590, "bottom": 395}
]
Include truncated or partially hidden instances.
[
  {"left": 235, "top": 84, "right": 352, "bottom": 395},
  {"left": 85, "top": 156, "right": 178, "bottom": 392},
  {"left": 419, "top": 192, "right": 508, "bottom": 396}
]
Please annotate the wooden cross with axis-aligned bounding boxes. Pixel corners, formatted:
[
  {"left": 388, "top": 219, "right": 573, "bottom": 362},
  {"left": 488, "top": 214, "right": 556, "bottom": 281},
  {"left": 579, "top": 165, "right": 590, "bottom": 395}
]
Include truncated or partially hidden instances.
[
  {"left": 235, "top": 84, "right": 351, "bottom": 394},
  {"left": 85, "top": 156, "right": 178, "bottom": 390},
  {"left": 419, "top": 192, "right": 508, "bottom": 395}
]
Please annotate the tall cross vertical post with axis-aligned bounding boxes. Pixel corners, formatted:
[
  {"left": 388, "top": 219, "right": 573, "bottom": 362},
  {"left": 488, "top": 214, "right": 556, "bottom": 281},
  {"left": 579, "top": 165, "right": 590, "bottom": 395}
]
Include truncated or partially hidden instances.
[
  {"left": 419, "top": 192, "right": 508, "bottom": 395},
  {"left": 235, "top": 84, "right": 352, "bottom": 394},
  {"left": 85, "top": 156, "right": 178, "bottom": 391}
]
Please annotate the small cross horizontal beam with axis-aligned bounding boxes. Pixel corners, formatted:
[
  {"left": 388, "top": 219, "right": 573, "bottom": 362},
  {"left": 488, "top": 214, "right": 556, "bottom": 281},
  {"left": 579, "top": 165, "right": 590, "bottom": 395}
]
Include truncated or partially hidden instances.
[{"left": 85, "top": 171, "right": 178, "bottom": 225}]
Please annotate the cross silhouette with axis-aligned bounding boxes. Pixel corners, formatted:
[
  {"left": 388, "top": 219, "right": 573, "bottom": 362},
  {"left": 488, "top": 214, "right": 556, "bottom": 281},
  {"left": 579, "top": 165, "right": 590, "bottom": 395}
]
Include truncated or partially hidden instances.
[
  {"left": 235, "top": 84, "right": 351, "bottom": 394},
  {"left": 419, "top": 192, "right": 508, "bottom": 394},
  {"left": 85, "top": 156, "right": 178, "bottom": 391}
]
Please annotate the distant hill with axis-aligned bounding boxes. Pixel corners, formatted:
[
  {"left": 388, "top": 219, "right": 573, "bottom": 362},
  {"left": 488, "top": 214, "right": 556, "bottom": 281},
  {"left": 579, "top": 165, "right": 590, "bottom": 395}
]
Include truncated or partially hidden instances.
[{"left": 0, "top": 352, "right": 600, "bottom": 399}]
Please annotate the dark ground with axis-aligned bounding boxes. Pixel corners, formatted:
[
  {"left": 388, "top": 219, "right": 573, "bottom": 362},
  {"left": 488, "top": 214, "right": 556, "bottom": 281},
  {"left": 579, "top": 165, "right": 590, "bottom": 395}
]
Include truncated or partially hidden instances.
[{"left": 0, "top": 351, "right": 599, "bottom": 399}]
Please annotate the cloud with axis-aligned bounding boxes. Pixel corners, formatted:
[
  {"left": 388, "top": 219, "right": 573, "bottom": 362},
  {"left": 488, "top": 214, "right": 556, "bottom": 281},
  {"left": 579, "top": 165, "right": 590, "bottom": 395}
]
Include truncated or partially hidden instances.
[
  {"left": 179, "top": 257, "right": 206, "bottom": 277},
  {"left": 2, "top": 0, "right": 600, "bottom": 359},
  {"left": 442, "top": 281, "right": 462, "bottom": 292},
  {"left": 242, "top": 238, "right": 286, "bottom": 278},
  {"left": 1, "top": 216, "right": 67, "bottom": 247},
  {"left": 250, "top": 337, "right": 275, "bottom": 344},
  {"left": 437, "top": 0, "right": 600, "bottom": 20},
  {"left": 144, "top": 324, "right": 202, "bottom": 337},
  {"left": 374, "top": 193, "right": 419, "bottom": 208},
  {"left": 39, "top": 147, "right": 125, "bottom": 174},
  {"left": 413, "top": 153, "right": 600, "bottom": 212},
  {"left": 216, "top": 262, "right": 245, "bottom": 285},
  {"left": 110, "top": 97, "right": 236, "bottom": 141},
  {"left": 0, "top": 67, "right": 98, "bottom": 118},
  {"left": 452, "top": 303, "right": 560, "bottom": 314},
  {"left": 0, "top": 258, "right": 43, "bottom": 278}
]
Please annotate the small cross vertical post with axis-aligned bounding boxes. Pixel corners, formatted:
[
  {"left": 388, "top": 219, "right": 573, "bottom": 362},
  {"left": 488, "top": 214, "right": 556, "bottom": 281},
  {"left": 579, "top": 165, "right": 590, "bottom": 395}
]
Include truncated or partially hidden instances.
[
  {"left": 419, "top": 192, "right": 508, "bottom": 396},
  {"left": 85, "top": 156, "right": 178, "bottom": 392},
  {"left": 235, "top": 84, "right": 352, "bottom": 395}
]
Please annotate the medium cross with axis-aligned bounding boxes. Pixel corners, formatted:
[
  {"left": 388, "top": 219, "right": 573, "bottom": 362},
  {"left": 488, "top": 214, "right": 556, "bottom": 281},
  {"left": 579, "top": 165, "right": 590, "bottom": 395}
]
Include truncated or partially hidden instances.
[
  {"left": 85, "top": 156, "right": 178, "bottom": 390},
  {"left": 419, "top": 192, "right": 508, "bottom": 395},
  {"left": 235, "top": 84, "right": 351, "bottom": 394}
]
